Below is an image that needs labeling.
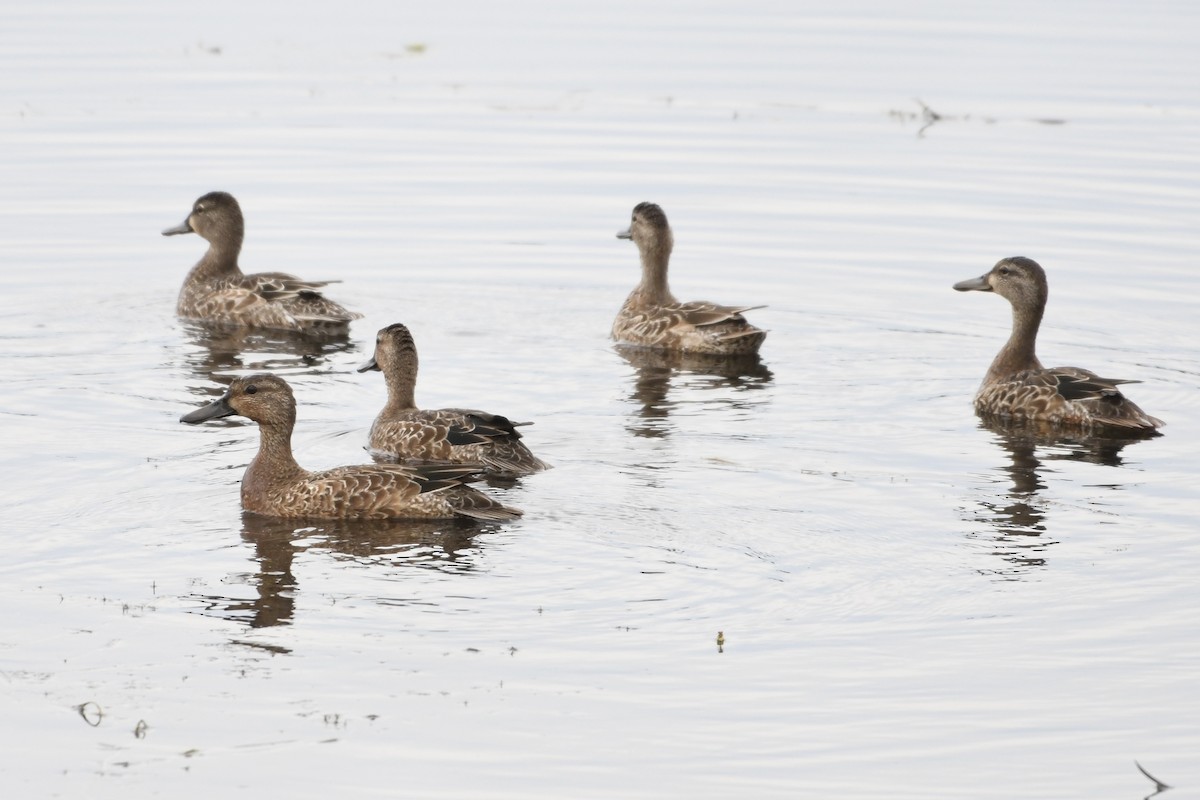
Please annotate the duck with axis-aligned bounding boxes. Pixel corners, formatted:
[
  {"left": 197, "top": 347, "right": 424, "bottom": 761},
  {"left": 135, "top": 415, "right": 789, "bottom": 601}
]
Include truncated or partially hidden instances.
[
  {"left": 357, "top": 323, "right": 549, "bottom": 478},
  {"left": 613, "top": 202, "right": 766, "bottom": 356},
  {"left": 163, "top": 192, "right": 361, "bottom": 331},
  {"left": 180, "top": 374, "right": 522, "bottom": 521},
  {"left": 953, "top": 256, "right": 1163, "bottom": 433}
]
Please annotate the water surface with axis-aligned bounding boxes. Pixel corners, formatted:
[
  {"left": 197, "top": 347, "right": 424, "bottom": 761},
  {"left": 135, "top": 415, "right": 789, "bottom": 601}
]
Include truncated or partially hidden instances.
[{"left": 1, "top": 1, "right": 1199, "bottom": 797}]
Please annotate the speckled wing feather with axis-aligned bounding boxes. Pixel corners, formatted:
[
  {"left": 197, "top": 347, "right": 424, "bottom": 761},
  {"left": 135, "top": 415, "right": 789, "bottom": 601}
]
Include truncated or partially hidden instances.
[
  {"left": 181, "top": 272, "right": 359, "bottom": 329},
  {"left": 245, "top": 272, "right": 339, "bottom": 299},
  {"left": 240, "top": 272, "right": 361, "bottom": 324},
  {"left": 369, "top": 417, "right": 463, "bottom": 461},
  {"left": 977, "top": 367, "right": 1163, "bottom": 431},
  {"left": 282, "top": 463, "right": 519, "bottom": 520},
  {"left": 1050, "top": 368, "right": 1138, "bottom": 401},
  {"left": 369, "top": 409, "right": 548, "bottom": 477},
  {"left": 676, "top": 302, "right": 766, "bottom": 329},
  {"left": 614, "top": 300, "right": 767, "bottom": 354},
  {"left": 185, "top": 284, "right": 299, "bottom": 329},
  {"left": 443, "top": 409, "right": 530, "bottom": 442},
  {"left": 613, "top": 309, "right": 678, "bottom": 346}
]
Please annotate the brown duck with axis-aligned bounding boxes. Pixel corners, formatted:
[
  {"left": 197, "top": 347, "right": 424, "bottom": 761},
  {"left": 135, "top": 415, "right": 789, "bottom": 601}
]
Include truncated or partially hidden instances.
[
  {"left": 358, "top": 323, "right": 549, "bottom": 478},
  {"left": 181, "top": 374, "right": 522, "bottom": 520},
  {"left": 954, "top": 256, "right": 1163, "bottom": 433},
  {"left": 613, "top": 202, "right": 766, "bottom": 356},
  {"left": 163, "top": 192, "right": 361, "bottom": 331}
]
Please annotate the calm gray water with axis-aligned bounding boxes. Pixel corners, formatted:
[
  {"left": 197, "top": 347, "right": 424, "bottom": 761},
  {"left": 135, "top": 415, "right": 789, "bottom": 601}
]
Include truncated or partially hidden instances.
[{"left": 2, "top": 1, "right": 1198, "bottom": 797}]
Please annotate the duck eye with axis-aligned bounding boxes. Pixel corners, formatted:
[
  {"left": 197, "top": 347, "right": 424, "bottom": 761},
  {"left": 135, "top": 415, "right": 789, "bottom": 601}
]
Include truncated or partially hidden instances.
[
  {"left": 998, "top": 267, "right": 1010, "bottom": 276},
  {"left": 245, "top": 385, "right": 258, "bottom": 395}
]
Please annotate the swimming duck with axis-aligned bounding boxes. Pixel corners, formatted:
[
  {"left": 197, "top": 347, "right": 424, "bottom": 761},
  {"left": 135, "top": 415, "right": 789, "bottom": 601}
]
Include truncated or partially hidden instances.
[
  {"left": 614, "top": 202, "right": 766, "bottom": 356},
  {"left": 953, "top": 256, "right": 1163, "bottom": 433},
  {"left": 163, "top": 192, "right": 361, "bottom": 331},
  {"left": 181, "top": 374, "right": 521, "bottom": 521},
  {"left": 358, "top": 323, "right": 549, "bottom": 478}
]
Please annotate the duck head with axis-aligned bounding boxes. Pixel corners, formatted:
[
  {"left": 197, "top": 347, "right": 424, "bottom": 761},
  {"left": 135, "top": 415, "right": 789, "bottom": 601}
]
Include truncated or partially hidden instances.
[
  {"left": 357, "top": 322, "right": 419, "bottom": 374},
  {"left": 163, "top": 191, "right": 245, "bottom": 244},
  {"left": 617, "top": 201, "right": 674, "bottom": 255},
  {"left": 181, "top": 373, "right": 296, "bottom": 428},
  {"left": 954, "top": 256, "right": 1048, "bottom": 310}
]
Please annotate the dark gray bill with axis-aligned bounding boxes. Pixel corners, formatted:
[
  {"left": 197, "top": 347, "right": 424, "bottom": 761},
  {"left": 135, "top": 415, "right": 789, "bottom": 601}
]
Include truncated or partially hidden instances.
[
  {"left": 162, "top": 218, "right": 193, "bottom": 236},
  {"left": 356, "top": 356, "right": 380, "bottom": 373},
  {"left": 180, "top": 395, "right": 236, "bottom": 424},
  {"left": 953, "top": 274, "right": 992, "bottom": 292},
  {"left": 616, "top": 227, "right": 632, "bottom": 240}
]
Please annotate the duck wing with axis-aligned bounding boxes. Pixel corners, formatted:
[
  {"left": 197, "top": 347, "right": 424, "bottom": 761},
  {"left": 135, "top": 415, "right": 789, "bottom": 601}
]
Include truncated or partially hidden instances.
[
  {"left": 442, "top": 409, "right": 531, "bottom": 443},
  {"left": 1048, "top": 367, "right": 1139, "bottom": 401},
  {"left": 239, "top": 271, "right": 361, "bottom": 324},
  {"left": 301, "top": 462, "right": 517, "bottom": 519},
  {"left": 370, "top": 410, "right": 548, "bottom": 477},
  {"left": 185, "top": 285, "right": 298, "bottom": 328},
  {"left": 1045, "top": 367, "right": 1164, "bottom": 430},
  {"left": 364, "top": 462, "right": 522, "bottom": 520},
  {"left": 676, "top": 302, "right": 766, "bottom": 329},
  {"left": 243, "top": 271, "right": 340, "bottom": 300}
]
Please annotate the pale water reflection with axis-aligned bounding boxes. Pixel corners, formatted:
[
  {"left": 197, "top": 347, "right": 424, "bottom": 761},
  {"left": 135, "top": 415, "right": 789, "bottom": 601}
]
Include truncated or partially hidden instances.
[
  {"left": 617, "top": 345, "right": 774, "bottom": 439},
  {"left": 2, "top": 0, "right": 1199, "bottom": 797},
  {"left": 966, "top": 418, "right": 1160, "bottom": 580},
  {"left": 195, "top": 514, "right": 491, "bottom": 630},
  {"left": 179, "top": 322, "right": 359, "bottom": 394}
]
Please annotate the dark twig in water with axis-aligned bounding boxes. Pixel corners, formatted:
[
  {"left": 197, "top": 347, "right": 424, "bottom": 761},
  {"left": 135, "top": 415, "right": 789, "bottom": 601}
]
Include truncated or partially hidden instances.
[
  {"left": 1135, "top": 760, "right": 1171, "bottom": 799},
  {"left": 891, "top": 98, "right": 1065, "bottom": 137},
  {"left": 914, "top": 98, "right": 942, "bottom": 121},
  {"left": 914, "top": 98, "right": 942, "bottom": 137},
  {"left": 76, "top": 701, "right": 103, "bottom": 727}
]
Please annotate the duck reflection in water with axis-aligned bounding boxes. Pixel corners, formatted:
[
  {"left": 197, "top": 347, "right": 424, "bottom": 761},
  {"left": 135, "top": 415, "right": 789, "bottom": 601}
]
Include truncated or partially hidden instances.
[
  {"left": 193, "top": 512, "right": 490, "bottom": 630},
  {"left": 179, "top": 320, "right": 357, "bottom": 399},
  {"left": 616, "top": 345, "right": 772, "bottom": 439},
  {"left": 969, "top": 416, "right": 1156, "bottom": 578}
]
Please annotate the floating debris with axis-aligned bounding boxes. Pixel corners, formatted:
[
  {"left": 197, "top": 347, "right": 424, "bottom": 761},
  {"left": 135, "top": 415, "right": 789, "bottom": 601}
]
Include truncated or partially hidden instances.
[
  {"left": 75, "top": 701, "right": 103, "bottom": 727},
  {"left": 1135, "top": 761, "right": 1171, "bottom": 798},
  {"left": 888, "top": 98, "right": 1065, "bottom": 137}
]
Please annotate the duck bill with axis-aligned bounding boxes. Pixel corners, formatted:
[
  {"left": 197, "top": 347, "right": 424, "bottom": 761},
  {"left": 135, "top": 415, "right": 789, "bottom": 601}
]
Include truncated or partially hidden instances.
[
  {"left": 616, "top": 227, "right": 632, "bottom": 240},
  {"left": 180, "top": 394, "right": 236, "bottom": 424},
  {"left": 356, "top": 355, "right": 380, "bottom": 373},
  {"left": 953, "top": 274, "right": 992, "bottom": 292},
  {"left": 162, "top": 218, "right": 194, "bottom": 236}
]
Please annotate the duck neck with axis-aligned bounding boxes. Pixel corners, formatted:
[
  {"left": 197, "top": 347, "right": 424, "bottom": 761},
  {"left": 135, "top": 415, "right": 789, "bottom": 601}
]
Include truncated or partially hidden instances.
[
  {"left": 634, "top": 236, "right": 676, "bottom": 305},
  {"left": 245, "top": 414, "right": 305, "bottom": 492},
  {"left": 189, "top": 225, "right": 244, "bottom": 282},
  {"left": 987, "top": 300, "right": 1044, "bottom": 381},
  {"left": 382, "top": 351, "right": 419, "bottom": 414}
]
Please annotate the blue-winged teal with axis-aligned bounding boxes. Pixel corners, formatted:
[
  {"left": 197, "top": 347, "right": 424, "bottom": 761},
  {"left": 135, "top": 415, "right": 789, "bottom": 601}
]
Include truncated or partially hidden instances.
[
  {"left": 613, "top": 202, "right": 766, "bottom": 356},
  {"left": 163, "top": 192, "right": 361, "bottom": 331},
  {"left": 358, "top": 323, "right": 549, "bottom": 478},
  {"left": 954, "top": 256, "right": 1163, "bottom": 433},
  {"left": 181, "top": 374, "right": 521, "bottom": 520}
]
